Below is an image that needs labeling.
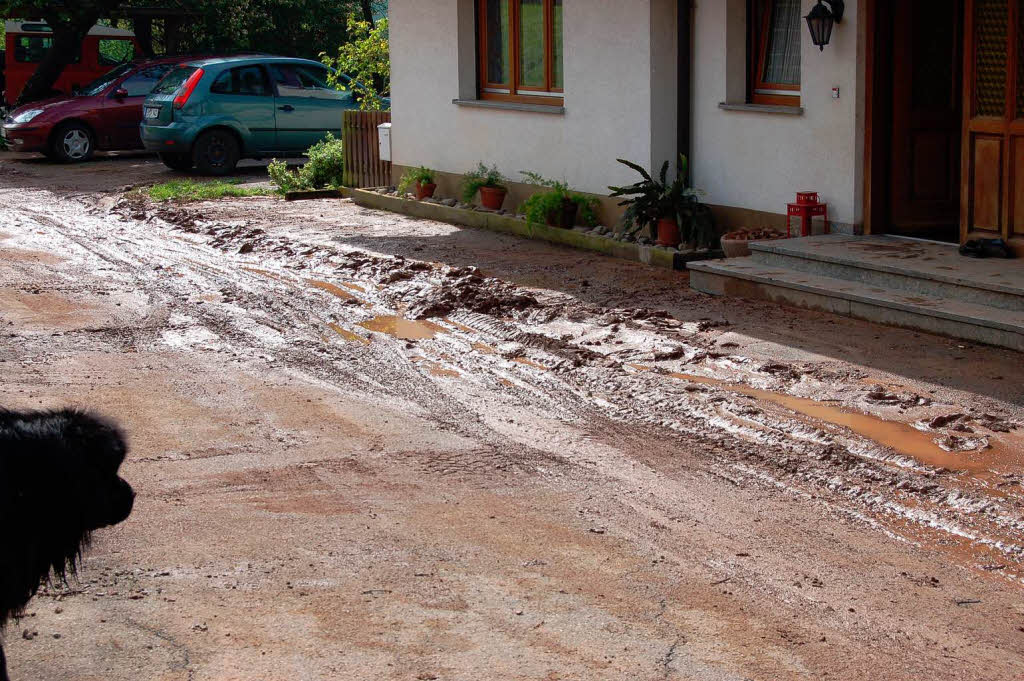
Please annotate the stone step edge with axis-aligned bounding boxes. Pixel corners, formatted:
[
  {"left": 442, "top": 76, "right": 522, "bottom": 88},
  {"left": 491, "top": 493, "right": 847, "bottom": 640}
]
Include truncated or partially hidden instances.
[
  {"left": 687, "top": 260, "right": 1024, "bottom": 335},
  {"left": 748, "top": 240, "right": 1023, "bottom": 298}
]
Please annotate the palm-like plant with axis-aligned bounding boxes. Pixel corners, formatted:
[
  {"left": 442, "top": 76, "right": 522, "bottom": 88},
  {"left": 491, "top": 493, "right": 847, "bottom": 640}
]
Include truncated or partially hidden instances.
[{"left": 608, "top": 155, "right": 716, "bottom": 248}]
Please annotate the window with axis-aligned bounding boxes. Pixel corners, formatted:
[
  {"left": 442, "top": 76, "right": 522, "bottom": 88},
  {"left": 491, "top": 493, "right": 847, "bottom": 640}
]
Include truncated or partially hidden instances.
[
  {"left": 749, "top": 0, "right": 801, "bottom": 106},
  {"left": 98, "top": 39, "right": 135, "bottom": 66},
  {"left": 270, "top": 64, "right": 353, "bottom": 102},
  {"left": 119, "top": 64, "right": 174, "bottom": 97},
  {"left": 152, "top": 66, "right": 199, "bottom": 95},
  {"left": 210, "top": 66, "right": 271, "bottom": 97},
  {"left": 478, "top": 0, "right": 563, "bottom": 105},
  {"left": 14, "top": 36, "right": 80, "bottom": 64}
]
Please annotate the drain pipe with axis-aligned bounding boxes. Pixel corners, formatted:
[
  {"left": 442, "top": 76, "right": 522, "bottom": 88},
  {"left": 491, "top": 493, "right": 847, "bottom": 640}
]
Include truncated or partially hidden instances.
[{"left": 677, "top": 0, "right": 693, "bottom": 165}]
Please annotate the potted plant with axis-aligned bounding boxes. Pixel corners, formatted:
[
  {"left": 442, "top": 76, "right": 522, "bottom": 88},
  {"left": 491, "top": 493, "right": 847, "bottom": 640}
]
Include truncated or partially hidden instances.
[
  {"left": 397, "top": 166, "right": 438, "bottom": 200},
  {"left": 519, "top": 171, "right": 600, "bottom": 229},
  {"left": 609, "top": 155, "right": 716, "bottom": 249},
  {"left": 461, "top": 162, "right": 508, "bottom": 210}
]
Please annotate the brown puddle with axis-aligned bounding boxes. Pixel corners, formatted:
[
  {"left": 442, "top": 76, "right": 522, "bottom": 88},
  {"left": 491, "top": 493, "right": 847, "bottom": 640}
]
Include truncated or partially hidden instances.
[
  {"left": 243, "top": 267, "right": 291, "bottom": 284},
  {"left": 341, "top": 282, "right": 367, "bottom": 293},
  {"left": 358, "top": 316, "right": 446, "bottom": 340},
  {"left": 328, "top": 323, "right": 370, "bottom": 345},
  {"left": 472, "top": 342, "right": 497, "bottom": 355},
  {"left": 307, "top": 280, "right": 356, "bottom": 301},
  {"left": 512, "top": 357, "right": 548, "bottom": 371},
  {"left": 632, "top": 366, "right": 1011, "bottom": 474}
]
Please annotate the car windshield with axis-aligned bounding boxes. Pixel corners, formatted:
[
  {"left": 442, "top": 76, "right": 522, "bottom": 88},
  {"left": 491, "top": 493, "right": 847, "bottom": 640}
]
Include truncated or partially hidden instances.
[
  {"left": 152, "top": 65, "right": 199, "bottom": 95},
  {"left": 77, "top": 63, "right": 134, "bottom": 96}
]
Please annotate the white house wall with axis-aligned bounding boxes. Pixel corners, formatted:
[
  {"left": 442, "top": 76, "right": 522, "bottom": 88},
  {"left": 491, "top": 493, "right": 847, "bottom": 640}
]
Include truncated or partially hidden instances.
[
  {"left": 389, "top": 0, "right": 677, "bottom": 196},
  {"left": 691, "top": 0, "right": 863, "bottom": 231}
]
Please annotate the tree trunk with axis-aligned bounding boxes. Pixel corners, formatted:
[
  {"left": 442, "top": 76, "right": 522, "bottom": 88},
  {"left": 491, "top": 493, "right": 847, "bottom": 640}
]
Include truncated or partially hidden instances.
[
  {"left": 360, "top": 0, "right": 375, "bottom": 27},
  {"left": 17, "top": 10, "right": 100, "bottom": 106}
]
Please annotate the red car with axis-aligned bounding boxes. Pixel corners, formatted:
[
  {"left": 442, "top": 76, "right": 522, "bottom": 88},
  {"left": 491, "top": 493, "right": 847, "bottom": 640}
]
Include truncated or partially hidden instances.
[{"left": 1, "top": 55, "right": 192, "bottom": 162}]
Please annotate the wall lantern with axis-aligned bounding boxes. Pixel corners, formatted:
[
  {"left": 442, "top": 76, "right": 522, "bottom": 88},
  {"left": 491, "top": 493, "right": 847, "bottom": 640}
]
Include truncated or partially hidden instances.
[{"left": 805, "top": 0, "right": 845, "bottom": 51}]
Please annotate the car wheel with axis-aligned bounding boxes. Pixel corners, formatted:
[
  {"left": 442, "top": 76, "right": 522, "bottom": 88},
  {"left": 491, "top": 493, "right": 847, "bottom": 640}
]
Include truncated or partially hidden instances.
[
  {"left": 159, "top": 152, "right": 194, "bottom": 172},
  {"left": 50, "top": 123, "right": 95, "bottom": 163},
  {"left": 192, "top": 129, "right": 240, "bottom": 176}
]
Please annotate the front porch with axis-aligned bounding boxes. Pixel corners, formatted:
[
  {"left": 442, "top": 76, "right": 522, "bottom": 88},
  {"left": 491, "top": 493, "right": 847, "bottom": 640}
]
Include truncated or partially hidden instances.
[{"left": 688, "top": 235, "right": 1024, "bottom": 351}]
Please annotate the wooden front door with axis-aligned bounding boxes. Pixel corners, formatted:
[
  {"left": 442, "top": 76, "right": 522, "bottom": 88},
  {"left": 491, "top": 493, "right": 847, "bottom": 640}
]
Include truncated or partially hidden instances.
[
  {"left": 889, "top": 0, "right": 964, "bottom": 241},
  {"left": 962, "top": 0, "right": 1024, "bottom": 248}
]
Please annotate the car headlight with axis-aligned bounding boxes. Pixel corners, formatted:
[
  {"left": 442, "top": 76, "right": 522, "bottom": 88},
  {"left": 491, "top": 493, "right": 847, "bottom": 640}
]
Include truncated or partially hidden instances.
[{"left": 11, "top": 109, "right": 43, "bottom": 124}]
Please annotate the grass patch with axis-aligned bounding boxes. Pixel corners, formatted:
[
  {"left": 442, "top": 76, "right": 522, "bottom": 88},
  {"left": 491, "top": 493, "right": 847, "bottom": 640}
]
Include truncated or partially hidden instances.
[{"left": 148, "top": 178, "right": 271, "bottom": 202}]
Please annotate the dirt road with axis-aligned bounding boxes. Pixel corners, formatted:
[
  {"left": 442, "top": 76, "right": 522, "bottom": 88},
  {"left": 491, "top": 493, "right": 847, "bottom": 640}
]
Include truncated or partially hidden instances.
[{"left": 1, "top": 154, "right": 1022, "bottom": 680}]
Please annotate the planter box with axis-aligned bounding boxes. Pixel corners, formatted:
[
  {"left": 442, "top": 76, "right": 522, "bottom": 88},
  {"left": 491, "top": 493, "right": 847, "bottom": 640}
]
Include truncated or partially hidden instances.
[
  {"left": 344, "top": 187, "right": 723, "bottom": 271},
  {"left": 284, "top": 189, "right": 343, "bottom": 201}
]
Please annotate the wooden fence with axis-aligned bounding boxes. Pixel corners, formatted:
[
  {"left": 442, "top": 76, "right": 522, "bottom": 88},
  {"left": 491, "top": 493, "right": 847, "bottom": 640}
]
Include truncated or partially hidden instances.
[{"left": 342, "top": 110, "right": 392, "bottom": 188}]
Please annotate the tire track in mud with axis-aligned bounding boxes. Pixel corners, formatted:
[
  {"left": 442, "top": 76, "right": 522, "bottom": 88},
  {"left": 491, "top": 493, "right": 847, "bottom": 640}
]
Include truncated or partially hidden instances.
[{"left": 7, "top": 187, "right": 1024, "bottom": 582}]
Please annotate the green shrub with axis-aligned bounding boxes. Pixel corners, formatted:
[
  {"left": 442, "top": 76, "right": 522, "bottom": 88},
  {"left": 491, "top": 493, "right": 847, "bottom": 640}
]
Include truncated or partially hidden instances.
[
  {"left": 460, "top": 162, "right": 508, "bottom": 204},
  {"left": 268, "top": 133, "right": 345, "bottom": 193},
  {"left": 519, "top": 171, "right": 599, "bottom": 228},
  {"left": 320, "top": 15, "right": 391, "bottom": 111},
  {"left": 397, "top": 166, "right": 436, "bottom": 195}
]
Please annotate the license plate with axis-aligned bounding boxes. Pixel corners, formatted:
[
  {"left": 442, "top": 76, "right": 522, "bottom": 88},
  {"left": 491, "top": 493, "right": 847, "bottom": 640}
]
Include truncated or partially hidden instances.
[{"left": 144, "top": 107, "right": 160, "bottom": 119}]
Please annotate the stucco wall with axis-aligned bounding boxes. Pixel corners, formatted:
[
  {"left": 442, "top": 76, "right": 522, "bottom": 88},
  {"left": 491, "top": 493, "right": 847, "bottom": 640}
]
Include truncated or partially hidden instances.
[
  {"left": 389, "top": 0, "right": 675, "bottom": 197},
  {"left": 691, "top": 0, "right": 863, "bottom": 231}
]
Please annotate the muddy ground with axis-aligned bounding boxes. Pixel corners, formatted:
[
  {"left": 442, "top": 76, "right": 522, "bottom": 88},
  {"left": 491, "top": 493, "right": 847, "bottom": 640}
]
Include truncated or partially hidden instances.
[{"left": 1, "top": 151, "right": 1022, "bottom": 680}]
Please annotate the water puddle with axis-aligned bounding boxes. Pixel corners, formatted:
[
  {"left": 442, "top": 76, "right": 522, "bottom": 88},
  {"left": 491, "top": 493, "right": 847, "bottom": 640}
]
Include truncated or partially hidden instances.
[
  {"left": 243, "top": 267, "right": 292, "bottom": 284},
  {"left": 512, "top": 357, "right": 548, "bottom": 371},
  {"left": 632, "top": 365, "right": 1006, "bottom": 473},
  {"left": 472, "top": 342, "right": 496, "bottom": 355},
  {"left": 358, "top": 316, "right": 446, "bottom": 340},
  {"left": 307, "top": 280, "right": 356, "bottom": 301},
  {"left": 341, "top": 282, "right": 367, "bottom": 293},
  {"left": 328, "top": 323, "right": 370, "bottom": 345},
  {"left": 410, "top": 355, "right": 461, "bottom": 378}
]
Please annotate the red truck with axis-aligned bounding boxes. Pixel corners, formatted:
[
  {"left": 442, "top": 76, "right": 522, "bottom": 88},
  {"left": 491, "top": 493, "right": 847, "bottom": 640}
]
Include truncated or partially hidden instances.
[{"left": 2, "top": 20, "right": 140, "bottom": 107}]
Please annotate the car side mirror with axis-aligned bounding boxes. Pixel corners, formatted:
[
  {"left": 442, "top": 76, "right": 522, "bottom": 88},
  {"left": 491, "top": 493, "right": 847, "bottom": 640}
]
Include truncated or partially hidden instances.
[{"left": 114, "top": 87, "right": 129, "bottom": 99}]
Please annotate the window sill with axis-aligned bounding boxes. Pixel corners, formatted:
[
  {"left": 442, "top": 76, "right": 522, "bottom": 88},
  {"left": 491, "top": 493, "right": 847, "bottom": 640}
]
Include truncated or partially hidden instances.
[
  {"left": 453, "top": 98, "right": 565, "bottom": 115},
  {"left": 718, "top": 102, "right": 804, "bottom": 115}
]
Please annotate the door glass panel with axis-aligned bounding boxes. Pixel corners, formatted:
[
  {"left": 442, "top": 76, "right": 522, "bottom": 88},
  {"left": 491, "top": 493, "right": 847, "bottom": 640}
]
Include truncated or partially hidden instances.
[
  {"left": 486, "top": 0, "right": 510, "bottom": 85},
  {"left": 518, "top": 0, "right": 545, "bottom": 88},
  {"left": 553, "top": 0, "right": 563, "bottom": 89},
  {"left": 974, "top": 0, "right": 1007, "bottom": 117},
  {"left": 762, "top": 0, "right": 801, "bottom": 86}
]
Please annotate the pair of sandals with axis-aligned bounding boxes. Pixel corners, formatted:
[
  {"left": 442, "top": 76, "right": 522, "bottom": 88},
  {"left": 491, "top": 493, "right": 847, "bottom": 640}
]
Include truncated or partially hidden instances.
[{"left": 959, "top": 238, "right": 1015, "bottom": 259}]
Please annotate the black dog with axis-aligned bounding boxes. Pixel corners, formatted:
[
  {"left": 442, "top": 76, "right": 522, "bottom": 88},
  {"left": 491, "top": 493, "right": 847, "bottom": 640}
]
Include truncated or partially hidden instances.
[{"left": 0, "top": 409, "right": 134, "bottom": 681}]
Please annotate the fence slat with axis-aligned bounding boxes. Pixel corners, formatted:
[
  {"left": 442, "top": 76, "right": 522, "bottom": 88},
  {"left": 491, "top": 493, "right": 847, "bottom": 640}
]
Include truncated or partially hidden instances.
[{"left": 341, "top": 110, "right": 392, "bottom": 188}]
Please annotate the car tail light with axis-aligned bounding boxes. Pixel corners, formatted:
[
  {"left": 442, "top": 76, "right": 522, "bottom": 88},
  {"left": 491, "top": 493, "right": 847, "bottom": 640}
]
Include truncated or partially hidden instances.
[{"left": 173, "top": 68, "right": 204, "bottom": 110}]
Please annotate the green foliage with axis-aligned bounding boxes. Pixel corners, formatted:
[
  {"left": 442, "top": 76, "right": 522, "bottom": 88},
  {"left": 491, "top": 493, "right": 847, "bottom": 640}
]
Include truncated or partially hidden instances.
[
  {"left": 397, "top": 166, "right": 436, "bottom": 195},
  {"left": 174, "top": 0, "right": 384, "bottom": 61},
  {"left": 608, "top": 155, "right": 716, "bottom": 248},
  {"left": 148, "top": 178, "right": 270, "bottom": 202},
  {"left": 461, "top": 163, "right": 508, "bottom": 204},
  {"left": 321, "top": 15, "right": 391, "bottom": 111},
  {"left": 268, "top": 133, "right": 346, "bottom": 192},
  {"left": 519, "top": 171, "right": 599, "bottom": 228}
]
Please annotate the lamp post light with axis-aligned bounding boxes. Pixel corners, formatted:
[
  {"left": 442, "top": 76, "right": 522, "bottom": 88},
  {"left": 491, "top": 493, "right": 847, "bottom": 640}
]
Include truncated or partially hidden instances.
[{"left": 805, "top": 0, "right": 845, "bottom": 51}]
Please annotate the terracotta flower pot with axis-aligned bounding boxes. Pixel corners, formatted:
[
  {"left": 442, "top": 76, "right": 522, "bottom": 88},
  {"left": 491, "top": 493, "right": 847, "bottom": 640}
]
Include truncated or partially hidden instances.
[
  {"left": 720, "top": 237, "right": 752, "bottom": 258},
  {"left": 546, "top": 198, "right": 578, "bottom": 229},
  {"left": 415, "top": 182, "right": 437, "bottom": 200},
  {"left": 479, "top": 186, "right": 507, "bottom": 210},
  {"left": 655, "top": 217, "right": 681, "bottom": 247}
]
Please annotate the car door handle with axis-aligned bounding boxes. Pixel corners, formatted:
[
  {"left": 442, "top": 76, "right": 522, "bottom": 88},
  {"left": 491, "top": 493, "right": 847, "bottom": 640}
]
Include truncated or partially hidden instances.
[{"left": 278, "top": 105, "right": 294, "bottom": 112}]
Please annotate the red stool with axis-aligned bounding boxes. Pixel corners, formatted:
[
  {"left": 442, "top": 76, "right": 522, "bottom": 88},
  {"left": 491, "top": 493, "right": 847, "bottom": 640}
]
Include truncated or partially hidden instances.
[{"left": 787, "top": 191, "right": 830, "bottom": 238}]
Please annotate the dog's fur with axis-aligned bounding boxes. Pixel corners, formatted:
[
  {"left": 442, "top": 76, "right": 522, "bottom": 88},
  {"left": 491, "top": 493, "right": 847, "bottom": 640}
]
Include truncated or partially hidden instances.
[{"left": 0, "top": 409, "right": 135, "bottom": 681}]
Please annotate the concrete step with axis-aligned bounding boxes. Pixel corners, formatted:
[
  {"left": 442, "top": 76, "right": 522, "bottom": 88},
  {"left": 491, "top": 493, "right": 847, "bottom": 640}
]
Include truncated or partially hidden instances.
[
  {"left": 688, "top": 258, "right": 1024, "bottom": 352},
  {"left": 748, "top": 236, "right": 1024, "bottom": 312}
]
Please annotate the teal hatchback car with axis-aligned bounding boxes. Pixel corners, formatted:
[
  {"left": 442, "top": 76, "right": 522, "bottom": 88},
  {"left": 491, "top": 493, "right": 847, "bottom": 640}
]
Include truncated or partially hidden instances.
[{"left": 140, "top": 56, "right": 361, "bottom": 175}]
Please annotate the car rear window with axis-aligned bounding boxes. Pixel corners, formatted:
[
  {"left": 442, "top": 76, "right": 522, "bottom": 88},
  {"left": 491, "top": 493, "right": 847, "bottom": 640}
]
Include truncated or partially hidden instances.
[{"left": 152, "top": 66, "right": 198, "bottom": 95}]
